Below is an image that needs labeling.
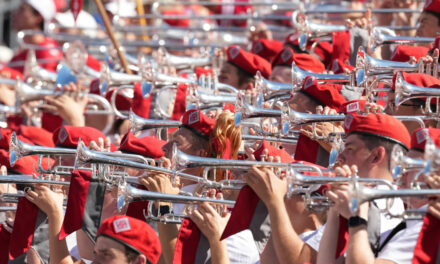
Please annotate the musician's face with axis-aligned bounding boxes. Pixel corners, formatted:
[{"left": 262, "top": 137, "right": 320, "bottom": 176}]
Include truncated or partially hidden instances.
[
  {"left": 269, "top": 66, "right": 291, "bottom": 84},
  {"left": 12, "top": 3, "right": 42, "bottom": 31},
  {"left": 337, "top": 134, "right": 376, "bottom": 178},
  {"left": 218, "top": 62, "right": 241, "bottom": 89},
  {"left": 92, "top": 236, "right": 145, "bottom": 264},
  {"left": 162, "top": 127, "right": 206, "bottom": 159},
  {"left": 416, "top": 12, "right": 440, "bottom": 39}
]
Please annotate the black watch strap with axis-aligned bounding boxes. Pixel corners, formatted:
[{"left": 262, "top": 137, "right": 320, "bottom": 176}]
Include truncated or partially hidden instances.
[
  {"left": 348, "top": 216, "right": 368, "bottom": 228},
  {"left": 152, "top": 205, "right": 172, "bottom": 217}
]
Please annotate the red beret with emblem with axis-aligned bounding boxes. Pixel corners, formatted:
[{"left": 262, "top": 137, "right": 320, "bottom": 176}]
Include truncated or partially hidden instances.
[
  {"left": 284, "top": 33, "right": 333, "bottom": 65},
  {"left": 97, "top": 215, "right": 161, "bottom": 264},
  {"left": 251, "top": 39, "right": 284, "bottom": 63},
  {"left": 411, "top": 128, "right": 440, "bottom": 151},
  {"left": 18, "top": 125, "right": 55, "bottom": 147},
  {"left": 301, "top": 75, "right": 347, "bottom": 110},
  {"left": 343, "top": 113, "right": 411, "bottom": 150},
  {"left": 329, "top": 59, "right": 355, "bottom": 74},
  {"left": 392, "top": 72, "right": 440, "bottom": 90},
  {"left": 52, "top": 125, "right": 106, "bottom": 147},
  {"left": 390, "top": 45, "right": 429, "bottom": 63},
  {"left": 119, "top": 132, "right": 165, "bottom": 159},
  {"left": 272, "top": 47, "right": 325, "bottom": 73},
  {"left": 226, "top": 45, "right": 272, "bottom": 79},
  {"left": 424, "top": 0, "right": 440, "bottom": 14},
  {"left": 181, "top": 109, "right": 216, "bottom": 138},
  {"left": 339, "top": 100, "right": 366, "bottom": 114},
  {"left": 253, "top": 140, "right": 294, "bottom": 163}
]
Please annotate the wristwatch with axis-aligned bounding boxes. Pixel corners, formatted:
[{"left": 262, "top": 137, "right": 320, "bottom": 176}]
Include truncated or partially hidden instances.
[{"left": 348, "top": 216, "right": 368, "bottom": 228}]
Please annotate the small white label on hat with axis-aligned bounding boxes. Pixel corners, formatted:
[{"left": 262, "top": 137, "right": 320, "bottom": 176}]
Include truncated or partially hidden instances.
[
  {"left": 391, "top": 47, "right": 398, "bottom": 60},
  {"left": 425, "top": 0, "right": 433, "bottom": 8},
  {"left": 303, "top": 76, "right": 315, "bottom": 90},
  {"left": 229, "top": 46, "right": 240, "bottom": 60},
  {"left": 281, "top": 49, "right": 292, "bottom": 63},
  {"left": 346, "top": 102, "right": 360, "bottom": 113},
  {"left": 331, "top": 60, "right": 340, "bottom": 72},
  {"left": 188, "top": 110, "right": 200, "bottom": 125},
  {"left": 416, "top": 128, "right": 429, "bottom": 144},
  {"left": 344, "top": 114, "right": 354, "bottom": 129},
  {"left": 58, "top": 127, "right": 68, "bottom": 143},
  {"left": 113, "top": 218, "right": 131, "bottom": 233},
  {"left": 253, "top": 42, "right": 263, "bottom": 54}
]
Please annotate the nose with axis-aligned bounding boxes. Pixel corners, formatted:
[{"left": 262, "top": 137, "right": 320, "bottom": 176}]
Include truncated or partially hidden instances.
[{"left": 162, "top": 142, "right": 172, "bottom": 159}]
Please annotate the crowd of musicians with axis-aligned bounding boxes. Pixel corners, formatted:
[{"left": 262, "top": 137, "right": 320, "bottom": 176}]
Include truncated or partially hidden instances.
[{"left": 1, "top": 0, "right": 440, "bottom": 263}]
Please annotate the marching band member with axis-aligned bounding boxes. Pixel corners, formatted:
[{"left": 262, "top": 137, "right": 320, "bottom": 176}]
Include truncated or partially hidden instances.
[{"left": 8, "top": 0, "right": 62, "bottom": 73}]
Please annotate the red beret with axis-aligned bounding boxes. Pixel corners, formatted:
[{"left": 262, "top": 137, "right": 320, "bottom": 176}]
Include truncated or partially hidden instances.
[
  {"left": 119, "top": 132, "right": 165, "bottom": 159},
  {"left": 343, "top": 113, "right": 411, "bottom": 150},
  {"left": 251, "top": 39, "right": 284, "bottom": 63},
  {"left": 105, "top": 88, "right": 132, "bottom": 112},
  {"left": 411, "top": 128, "right": 440, "bottom": 151},
  {"left": 0, "top": 65, "right": 24, "bottom": 80},
  {"left": 181, "top": 109, "right": 215, "bottom": 138},
  {"left": 424, "top": 0, "right": 440, "bottom": 14},
  {"left": 18, "top": 125, "right": 55, "bottom": 147},
  {"left": 97, "top": 215, "right": 161, "bottom": 264},
  {"left": 339, "top": 100, "right": 366, "bottom": 114},
  {"left": 0, "top": 129, "right": 33, "bottom": 150},
  {"left": 253, "top": 140, "right": 294, "bottom": 163},
  {"left": 284, "top": 34, "right": 333, "bottom": 65},
  {"left": 392, "top": 72, "right": 440, "bottom": 90},
  {"left": 272, "top": 47, "right": 326, "bottom": 73},
  {"left": 226, "top": 45, "right": 272, "bottom": 79},
  {"left": 163, "top": 9, "right": 190, "bottom": 27},
  {"left": 390, "top": 45, "right": 429, "bottom": 62},
  {"left": 329, "top": 59, "right": 355, "bottom": 74},
  {"left": 301, "top": 75, "right": 347, "bottom": 110},
  {"left": 52, "top": 125, "right": 106, "bottom": 147}
]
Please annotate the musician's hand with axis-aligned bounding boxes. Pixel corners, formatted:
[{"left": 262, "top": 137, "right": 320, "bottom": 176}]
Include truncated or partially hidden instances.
[
  {"left": 428, "top": 198, "right": 440, "bottom": 220},
  {"left": 426, "top": 175, "right": 440, "bottom": 190},
  {"left": 243, "top": 165, "right": 287, "bottom": 208},
  {"left": 25, "top": 184, "right": 64, "bottom": 216},
  {"left": 139, "top": 174, "right": 180, "bottom": 195},
  {"left": 249, "top": 22, "right": 272, "bottom": 42},
  {"left": 300, "top": 107, "right": 344, "bottom": 153},
  {"left": 326, "top": 165, "right": 359, "bottom": 218},
  {"left": 188, "top": 198, "right": 231, "bottom": 242},
  {"left": 0, "top": 82, "right": 15, "bottom": 106},
  {"left": 43, "top": 82, "right": 88, "bottom": 127},
  {"left": 89, "top": 137, "right": 112, "bottom": 152}
]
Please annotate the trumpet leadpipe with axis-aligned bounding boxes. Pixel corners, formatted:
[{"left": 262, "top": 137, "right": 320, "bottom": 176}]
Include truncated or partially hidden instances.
[
  {"left": 0, "top": 175, "right": 69, "bottom": 186},
  {"left": 0, "top": 206, "right": 16, "bottom": 212},
  {"left": 129, "top": 110, "right": 180, "bottom": 133},
  {"left": 117, "top": 183, "right": 235, "bottom": 211},
  {"left": 350, "top": 186, "right": 440, "bottom": 213}
]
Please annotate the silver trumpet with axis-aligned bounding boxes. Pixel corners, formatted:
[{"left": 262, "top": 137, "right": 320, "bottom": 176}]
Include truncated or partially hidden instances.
[
  {"left": 171, "top": 144, "right": 323, "bottom": 176},
  {"left": 74, "top": 140, "right": 206, "bottom": 184},
  {"left": 254, "top": 71, "right": 292, "bottom": 101},
  {"left": 129, "top": 110, "right": 180, "bottom": 134},
  {"left": 157, "top": 47, "right": 213, "bottom": 70},
  {"left": 394, "top": 71, "right": 440, "bottom": 116},
  {"left": 23, "top": 49, "right": 58, "bottom": 85},
  {"left": 9, "top": 132, "right": 75, "bottom": 167},
  {"left": 0, "top": 175, "right": 69, "bottom": 186},
  {"left": 390, "top": 144, "right": 426, "bottom": 179},
  {"left": 350, "top": 184, "right": 440, "bottom": 217},
  {"left": 371, "top": 29, "right": 435, "bottom": 51},
  {"left": 291, "top": 62, "right": 355, "bottom": 89},
  {"left": 117, "top": 182, "right": 235, "bottom": 212}
]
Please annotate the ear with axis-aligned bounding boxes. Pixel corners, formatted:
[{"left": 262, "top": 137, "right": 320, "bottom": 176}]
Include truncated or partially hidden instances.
[
  {"left": 136, "top": 254, "right": 147, "bottom": 264},
  {"left": 369, "top": 146, "right": 386, "bottom": 165}
]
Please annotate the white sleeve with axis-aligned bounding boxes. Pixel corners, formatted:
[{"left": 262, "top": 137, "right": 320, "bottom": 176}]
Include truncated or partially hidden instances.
[
  {"left": 301, "top": 224, "right": 325, "bottom": 252},
  {"left": 377, "top": 220, "right": 423, "bottom": 264}
]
